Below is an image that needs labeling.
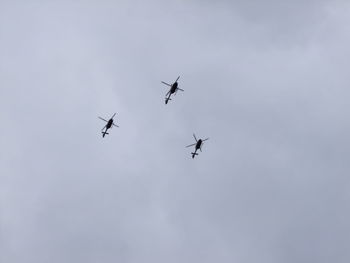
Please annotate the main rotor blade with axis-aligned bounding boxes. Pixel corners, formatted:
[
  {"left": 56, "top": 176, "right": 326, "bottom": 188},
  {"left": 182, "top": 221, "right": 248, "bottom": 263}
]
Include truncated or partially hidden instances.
[
  {"left": 165, "top": 90, "right": 171, "bottom": 96},
  {"left": 193, "top": 134, "right": 198, "bottom": 142},
  {"left": 203, "top": 138, "right": 209, "bottom": 141},
  {"left": 177, "top": 88, "right": 184, "bottom": 91},
  {"left": 175, "top": 76, "right": 180, "bottom": 82},
  {"left": 113, "top": 123, "right": 119, "bottom": 128},
  {"left": 101, "top": 125, "right": 107, "bottom": 131},
  {"left": 111, "top": 113, "right": 116, "bottom": 119},
  {"left": 161, "top": 81, "right": 172, "bottom": 87},
  {"left": 98, "top": 117, "right": 108, "bottom": 122},
  {"left": 186, "top": 143, "right": 196, "bottom": 148}
]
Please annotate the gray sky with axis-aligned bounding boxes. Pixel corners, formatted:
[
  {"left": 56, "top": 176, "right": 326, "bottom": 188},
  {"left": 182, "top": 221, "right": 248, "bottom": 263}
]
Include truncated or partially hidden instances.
[{"left": 1, "top": 1, "right": 350, "bottom": 262}]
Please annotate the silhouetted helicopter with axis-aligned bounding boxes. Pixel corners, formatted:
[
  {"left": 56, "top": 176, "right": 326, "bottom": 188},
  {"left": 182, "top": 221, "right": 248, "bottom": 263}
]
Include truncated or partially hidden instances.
[
  {"left": 98, "top": 113, "right": 119, "bottom": 137},
  {"left": 161, "top": 76, "right": 184, "bottom": 104},
  {"left": 186, "top": 134, "right": 209, "bottom": 158}
]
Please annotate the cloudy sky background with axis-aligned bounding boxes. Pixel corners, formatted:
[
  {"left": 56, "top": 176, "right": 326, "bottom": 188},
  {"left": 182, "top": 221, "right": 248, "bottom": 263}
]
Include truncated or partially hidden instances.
[{"left": 1, "top": 0, "right": 350, "bottom": 262}]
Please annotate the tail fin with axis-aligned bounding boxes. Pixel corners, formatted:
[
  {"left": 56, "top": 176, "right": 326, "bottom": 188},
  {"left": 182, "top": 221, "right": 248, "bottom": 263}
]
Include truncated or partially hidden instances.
[
  {"left": 191, "top": 152, "right": 198, "bottom": 159},
  {"left": 102, "top": 131, "right": 109, "bottom": 138},
  {"left": 165, "top": 98, "right": 171, "bottom": 104}
]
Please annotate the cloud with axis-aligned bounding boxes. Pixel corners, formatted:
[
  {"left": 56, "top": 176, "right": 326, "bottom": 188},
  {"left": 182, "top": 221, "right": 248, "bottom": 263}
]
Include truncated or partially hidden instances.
[{"left": 1, "top": 1, "right": 350, "bottom": 262}]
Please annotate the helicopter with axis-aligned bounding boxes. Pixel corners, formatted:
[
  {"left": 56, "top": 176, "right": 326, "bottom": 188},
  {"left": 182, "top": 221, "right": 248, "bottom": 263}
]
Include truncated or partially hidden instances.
[
  {"left": 98, "top": 113, "right": 119, "bottom": 137},
  {"left": 161, "top": 76, "right": 184, "bottom": 104},
  {"left": 186, "top": 134, "right": 209, "bottom": 158}
]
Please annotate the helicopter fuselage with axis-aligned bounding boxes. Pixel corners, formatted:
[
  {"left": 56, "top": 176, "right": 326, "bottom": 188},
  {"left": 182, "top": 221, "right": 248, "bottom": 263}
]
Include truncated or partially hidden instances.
[
  {"left": 195, "top": 139, "right": 202, "bottom": 150},
  {"left": 170, "top": 82, "right": 178, "bottom": 94},
  {"left": 106, "top": 119, "right": 113, "bottom": 129}
]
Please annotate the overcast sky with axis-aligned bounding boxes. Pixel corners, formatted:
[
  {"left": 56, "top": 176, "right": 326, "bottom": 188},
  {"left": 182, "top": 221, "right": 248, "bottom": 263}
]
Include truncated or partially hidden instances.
[{"left": 1, "top": 1, "right": 350, "bottom": 262}]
